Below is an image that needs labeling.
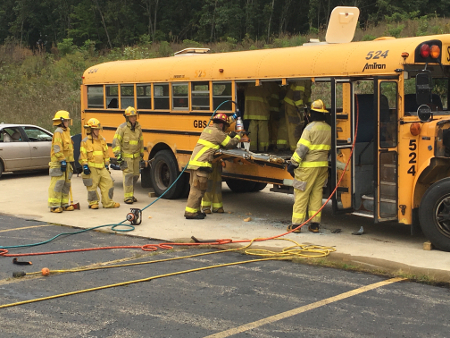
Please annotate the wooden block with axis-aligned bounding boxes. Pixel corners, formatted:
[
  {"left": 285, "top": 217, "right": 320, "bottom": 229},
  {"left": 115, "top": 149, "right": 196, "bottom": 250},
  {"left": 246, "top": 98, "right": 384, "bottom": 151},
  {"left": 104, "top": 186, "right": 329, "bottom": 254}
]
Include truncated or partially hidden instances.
[
  {"left": 148, "top": 191, "right": 157, "bottom": 198},
  {"left": 423, "top": 241, "right": 434, "bottom": 250}
]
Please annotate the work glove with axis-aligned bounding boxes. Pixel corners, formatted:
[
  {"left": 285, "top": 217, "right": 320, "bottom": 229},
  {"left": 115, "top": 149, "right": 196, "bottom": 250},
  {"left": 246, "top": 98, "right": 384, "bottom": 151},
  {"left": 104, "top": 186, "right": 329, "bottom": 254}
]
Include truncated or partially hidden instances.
[
  {"left": 287, "top": 163, "right": 297, "bottom": 178},
  {"left": 229, "top": 131, "right": 237, "bottom": 138},
  {"left": 83, "top": 164, "right": 91, "bottom": 175},
  {"left": 60, "top": 160, "right": 67, "bottom": 172},
  {"left": 116, "top": 154, "right": 123, "bottom": 164},
  {"left": 105, "top": 164, "right": 109, "bottom": 170}
]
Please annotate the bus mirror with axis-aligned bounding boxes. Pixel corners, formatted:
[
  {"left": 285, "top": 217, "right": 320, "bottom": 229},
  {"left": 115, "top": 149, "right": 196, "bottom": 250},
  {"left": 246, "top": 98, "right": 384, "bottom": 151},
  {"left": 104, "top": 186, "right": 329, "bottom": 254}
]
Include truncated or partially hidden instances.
[
  {"left": 416, "top": 71, "right": 432, "bottom": 106},
  {"left": 417, "top": 104, "right": 433, "bottom": 122}
]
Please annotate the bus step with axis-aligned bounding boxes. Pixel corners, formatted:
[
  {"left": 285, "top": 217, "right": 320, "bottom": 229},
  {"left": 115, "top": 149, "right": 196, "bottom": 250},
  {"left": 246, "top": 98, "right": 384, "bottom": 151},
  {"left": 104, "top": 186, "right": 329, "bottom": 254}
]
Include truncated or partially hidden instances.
[
  {"left": 352, "top": 211, "right": 374, "bottom": 218},
  {"left": 361, "top": 195, "right": 396, "bottom": 203},
  {"left": 270, "top": 185, "right": 294, "bottom": 194}
]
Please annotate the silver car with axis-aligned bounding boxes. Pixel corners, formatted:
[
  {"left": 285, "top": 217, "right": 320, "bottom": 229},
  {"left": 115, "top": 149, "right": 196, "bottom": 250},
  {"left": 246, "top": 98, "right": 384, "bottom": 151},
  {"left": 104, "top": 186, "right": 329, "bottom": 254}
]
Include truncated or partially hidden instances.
[{"left": 0, "top": 123, "right": 53, "bottom": 178}]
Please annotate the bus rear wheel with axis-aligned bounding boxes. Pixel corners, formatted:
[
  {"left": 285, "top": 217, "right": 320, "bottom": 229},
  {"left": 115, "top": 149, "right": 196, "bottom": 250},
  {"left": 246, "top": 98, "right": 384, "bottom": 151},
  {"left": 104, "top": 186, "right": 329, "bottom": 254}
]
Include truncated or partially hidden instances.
[
  {"left": 225, "top": 178, "right": 256, "bottom": 193},
  {"left": 150, "top": 150, "right": 185, "bottom": 199},
  {"left": 419, "top": 178, "right": 450, "bottom": 252}
]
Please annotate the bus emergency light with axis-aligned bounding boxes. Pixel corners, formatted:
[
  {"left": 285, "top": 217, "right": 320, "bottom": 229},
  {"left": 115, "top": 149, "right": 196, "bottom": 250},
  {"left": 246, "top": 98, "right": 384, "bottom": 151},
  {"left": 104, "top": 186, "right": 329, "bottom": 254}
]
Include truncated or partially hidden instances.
[{"left": 420, "top": 44, "right": 430, "bottom": 58}]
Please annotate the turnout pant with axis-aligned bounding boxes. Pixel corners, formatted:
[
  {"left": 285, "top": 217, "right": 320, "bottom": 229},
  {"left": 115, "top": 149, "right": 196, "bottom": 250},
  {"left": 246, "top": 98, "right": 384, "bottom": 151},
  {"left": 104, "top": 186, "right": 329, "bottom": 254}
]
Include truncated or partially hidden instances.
[
  {"left": 201, "top": 162, "right": 223, "bottom": 212},
  {"left": 185, "top": 170, "right": 209, "bottom": 216},
  {"left": 248, "top": 120, "right": 269, "bottom": 152},
  {"left": 122, "top": 157, "right": 140, "bottom": 202},
  {"left": 285, "top": 105, "right": 305, "bottom": 151},
  {"left": 48, "top": 163, "right": 73, "bottom": 209},
  {"left": 82, "top": 167, "right": 116, "bottom": 208},
  {"left": 292, "top": 166, "right": 328, "bottom": 226}
]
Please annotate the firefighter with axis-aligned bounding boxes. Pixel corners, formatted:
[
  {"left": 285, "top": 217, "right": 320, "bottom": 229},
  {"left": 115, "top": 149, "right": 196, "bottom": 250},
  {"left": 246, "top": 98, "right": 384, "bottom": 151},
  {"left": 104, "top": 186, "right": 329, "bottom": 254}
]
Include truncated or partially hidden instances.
[
  {"left": 284, "top": 80, "right": 312, "bottom": 151},
  {"left": 185, "top": 113, "right": 243, "bottom": 219},
  {"left": 287, "top": 99, "right": 331, "bottom": 233},
  {"left": 244, "top": 83, "right": 270, "bottom": 152},
  {"left": 48, "top": 110, "right": 74, "bottom": 213},
  {"left": 80, "top": 118, "right": 120, "bottom": 209},
  {"left": 112, "top": 106, "right": 144, "bottom": 204},
  {"left": 265, "top": 82, "right": 281, "bottom": 151}
]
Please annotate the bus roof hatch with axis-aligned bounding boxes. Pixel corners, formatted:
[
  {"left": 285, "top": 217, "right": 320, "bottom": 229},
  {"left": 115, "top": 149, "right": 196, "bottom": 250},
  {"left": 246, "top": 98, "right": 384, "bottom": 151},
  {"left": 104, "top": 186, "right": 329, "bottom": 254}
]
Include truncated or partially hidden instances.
[
  {"left": 325, "top": 6, "right": 360, "bottom": 44},
  {"left": 174, "top": 48, "right": 210, "bottom": 56}
]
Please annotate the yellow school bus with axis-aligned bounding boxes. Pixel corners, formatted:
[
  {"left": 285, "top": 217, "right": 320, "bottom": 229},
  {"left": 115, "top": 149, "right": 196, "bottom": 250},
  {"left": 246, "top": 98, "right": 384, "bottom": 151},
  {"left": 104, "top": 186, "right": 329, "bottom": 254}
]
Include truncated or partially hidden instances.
[{"left": 81, "top": 7, "right": 450, "bottom": 251}]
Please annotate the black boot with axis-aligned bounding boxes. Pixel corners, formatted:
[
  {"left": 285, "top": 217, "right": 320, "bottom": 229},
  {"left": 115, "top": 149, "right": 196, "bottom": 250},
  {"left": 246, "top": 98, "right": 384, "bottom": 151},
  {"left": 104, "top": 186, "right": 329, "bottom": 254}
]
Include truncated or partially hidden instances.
[
  {"left": 185, "top": 212, "right": 206, "bottom": 220},
  {"left": 308, "top": 223, "right": 320, "bottom": 233}
]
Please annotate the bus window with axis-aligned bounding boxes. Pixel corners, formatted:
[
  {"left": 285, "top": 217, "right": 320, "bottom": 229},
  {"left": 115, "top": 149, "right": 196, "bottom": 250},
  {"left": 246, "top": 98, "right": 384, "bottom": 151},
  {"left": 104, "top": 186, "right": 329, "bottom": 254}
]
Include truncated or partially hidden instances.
[
  {"left": 380, "top": 82, "right": 398, "bottom": 148},
  {"left": 154, "top": 84, "right": 169, "bottom": 110},
  {"left": 87, "top": 86, "right": 104, "bottom": 108},
  {"left": 192, "top": 82, "right": 210, "bottom": 110},
  {"left": 121, "top": 85, "right": 135, "bottom": 109},
  {"left": 173, "top": 83, "right": 188, "bottom": 110},
  {"left": 137, "top": 84, "right": 152, "bottom": 110},
  {"left": 106, "top": 85, "right": 119, "bottom": 109},
  {"left": 213, "top": 82, "right": 232, "bottom": 110}
]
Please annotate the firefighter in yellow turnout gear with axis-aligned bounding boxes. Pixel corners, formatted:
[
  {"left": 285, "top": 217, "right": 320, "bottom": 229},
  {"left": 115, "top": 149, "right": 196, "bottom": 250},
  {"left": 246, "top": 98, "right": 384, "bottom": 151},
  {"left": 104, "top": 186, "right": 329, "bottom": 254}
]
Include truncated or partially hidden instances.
[
  {"left": 80, "top": 118, "right": 120, "bottom": 209},
  {"left": 284, "top": 80, "right": 312, "bottom": 151},
  {"left": 287, "top": 100, "right": 331, "bottom": 233},
  {"left": 112, "top": 107, "right": 144, "bottom": 204},
  {"left": 185, "top": 113, "right": 243, "bottom": 219},
  {"left": 48, "top": 110, "right": 74, "bottom": 213},
  {"left": 244, "top": 83, "right": 270, "bottom": 152}
]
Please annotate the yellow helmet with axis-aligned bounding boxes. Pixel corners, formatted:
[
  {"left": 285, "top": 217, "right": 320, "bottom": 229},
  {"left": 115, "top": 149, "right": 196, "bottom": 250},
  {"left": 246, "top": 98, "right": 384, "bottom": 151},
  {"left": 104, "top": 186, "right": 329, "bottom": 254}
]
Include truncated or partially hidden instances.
[
  {"left": 52, "top": 110, "right": 72, "bottom": 126},
  {"left": 124, "top": 106, "right": 138, "bottom": 118},
  {"left": 310, "top": 99, "right": 329, "bottom": 113},
  {"left": 84, "top": 118, "right": 101, "bottom": 130}
]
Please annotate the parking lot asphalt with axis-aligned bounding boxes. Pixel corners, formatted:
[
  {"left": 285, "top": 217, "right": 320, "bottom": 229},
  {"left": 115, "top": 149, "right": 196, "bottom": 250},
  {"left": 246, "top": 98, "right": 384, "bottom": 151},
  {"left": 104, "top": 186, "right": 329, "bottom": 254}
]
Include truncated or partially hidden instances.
[
  {"left": 1, "top": 215, "right": 449, "bottom": 338},
  {"left": 0, "top": 169, "right": 450, "bottom": 283}
]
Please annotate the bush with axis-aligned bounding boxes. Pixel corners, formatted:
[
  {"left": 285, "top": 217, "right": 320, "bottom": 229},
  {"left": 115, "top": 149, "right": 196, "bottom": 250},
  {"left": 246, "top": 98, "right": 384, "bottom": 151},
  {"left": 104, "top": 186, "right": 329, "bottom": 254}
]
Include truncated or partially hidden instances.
[{"left": 57, "top": 38, "right": 76, "bottom": 57}]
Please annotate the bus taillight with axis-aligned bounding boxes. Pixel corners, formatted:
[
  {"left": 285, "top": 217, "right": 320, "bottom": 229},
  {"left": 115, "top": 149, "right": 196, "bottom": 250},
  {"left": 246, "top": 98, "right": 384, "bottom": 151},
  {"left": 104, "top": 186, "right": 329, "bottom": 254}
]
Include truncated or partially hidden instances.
[{"left": 415, "top": 40, "right": 442, "bottom": 63}]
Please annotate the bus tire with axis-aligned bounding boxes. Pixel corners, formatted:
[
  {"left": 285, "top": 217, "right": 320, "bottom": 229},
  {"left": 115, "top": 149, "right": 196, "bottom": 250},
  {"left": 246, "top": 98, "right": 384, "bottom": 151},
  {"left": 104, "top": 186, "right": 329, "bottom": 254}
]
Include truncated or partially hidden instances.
[
  {"left": 251, "top": 182, "right": 267, "bottom": 192},
  {"left": 225, "top": 178, "right": 256, "bottom": 193},
  {"left": 179, "top": 172, "right": 190, "bottom": 198},
  {"left": 140, "top": 164, "right": 152, "bottom": 189},
  {"left": 150, "top": 150, "right": 184, "bottom": 199},
  {"left": 419, "top": 178, "right": 450, "bottom": 252},
  {"left": 0, "top": 160, "right": 3, "bottom": 178}
]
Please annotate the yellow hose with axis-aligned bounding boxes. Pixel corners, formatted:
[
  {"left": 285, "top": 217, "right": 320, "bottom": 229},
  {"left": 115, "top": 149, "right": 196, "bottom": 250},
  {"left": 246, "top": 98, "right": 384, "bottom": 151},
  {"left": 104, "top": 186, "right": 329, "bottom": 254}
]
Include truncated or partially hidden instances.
[{"left": 0, "top": 239, "right": 335, "bottom": 309}]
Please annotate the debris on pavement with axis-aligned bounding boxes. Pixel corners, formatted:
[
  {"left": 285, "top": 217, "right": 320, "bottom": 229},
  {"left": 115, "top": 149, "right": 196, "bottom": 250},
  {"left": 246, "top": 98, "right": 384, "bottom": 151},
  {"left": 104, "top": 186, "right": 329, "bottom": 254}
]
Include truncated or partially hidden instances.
[{"left": 352, "top": 226, "right": 364, "bottom": 235}]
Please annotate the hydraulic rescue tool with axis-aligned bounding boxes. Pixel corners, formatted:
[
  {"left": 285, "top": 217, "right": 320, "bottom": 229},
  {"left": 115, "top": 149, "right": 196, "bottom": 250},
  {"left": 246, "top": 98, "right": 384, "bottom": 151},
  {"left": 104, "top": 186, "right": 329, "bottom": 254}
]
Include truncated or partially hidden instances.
[{"left": 126, "top": 208, "right": 142, "bottom": 225}]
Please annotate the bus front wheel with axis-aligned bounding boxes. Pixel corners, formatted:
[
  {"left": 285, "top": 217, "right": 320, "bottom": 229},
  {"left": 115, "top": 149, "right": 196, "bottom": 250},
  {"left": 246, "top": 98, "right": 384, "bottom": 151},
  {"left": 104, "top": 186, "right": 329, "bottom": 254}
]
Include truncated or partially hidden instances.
[
  {"left": 150, "top": 150, "right": 185, "bottom": 199},
  {"left": 419, "top": 178, "right": 450, "bottom": 252}
]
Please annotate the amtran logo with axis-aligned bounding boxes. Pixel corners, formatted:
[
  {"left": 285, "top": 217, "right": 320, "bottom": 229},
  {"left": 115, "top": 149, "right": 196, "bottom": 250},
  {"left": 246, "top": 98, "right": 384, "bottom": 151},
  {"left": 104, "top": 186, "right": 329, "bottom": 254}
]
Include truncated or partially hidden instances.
[{"left": 362, "top": 62, "right": 386, "bottom": 72}]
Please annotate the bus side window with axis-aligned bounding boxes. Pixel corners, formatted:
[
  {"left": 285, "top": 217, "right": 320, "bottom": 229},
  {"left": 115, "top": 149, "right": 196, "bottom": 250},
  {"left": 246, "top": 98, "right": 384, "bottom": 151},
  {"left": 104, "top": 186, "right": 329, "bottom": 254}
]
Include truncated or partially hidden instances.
[
  {"left": 137, "top": 84, "right": 152, "bottom": 109},
  {"left": 121, "top": 85, "right": 135, "bottom": 109},
  {"left": 172, "top": 83, "right": 188, "bottom": 110},
  {"left": 213, "top": 82, "right": 232, "bottom": 111},
  {"left": 154, "top": 84, "right": 169, "bottom": 110},
  {"left": 87, "top": 85, "right": 104, "bottom": 108},
  {"left": 192, "top": 82, "right": 210, "bottom": 111},
  {"left": 106, "top": 85, "right": 118, "bottom": 109}
]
